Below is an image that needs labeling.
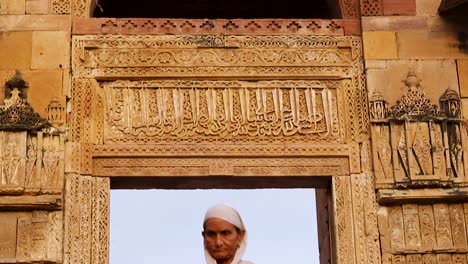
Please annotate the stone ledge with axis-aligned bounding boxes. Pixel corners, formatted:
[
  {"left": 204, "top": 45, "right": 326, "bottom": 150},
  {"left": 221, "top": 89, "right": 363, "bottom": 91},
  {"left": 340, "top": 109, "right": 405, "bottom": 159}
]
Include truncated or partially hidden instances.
[
  {"left": 0, "top": 195, "right": 62, "bottom": 210},
  {"left": 377, "top": 188, "right": 468, "bottom": 204}
]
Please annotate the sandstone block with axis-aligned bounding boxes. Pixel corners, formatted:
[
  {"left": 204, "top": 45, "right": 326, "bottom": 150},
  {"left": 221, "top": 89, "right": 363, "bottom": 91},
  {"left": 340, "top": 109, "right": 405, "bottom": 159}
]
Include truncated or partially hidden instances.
[
  {"left": 416, "top": 0, "right": 441, "bottom": 15},
  {"left": 0, "top": 32, "right": 32, "bottom": 70},
  {"left": 365, "top": 60, "right": 388, "bottom": 69},
  {"left": 0, "top": 15, "right": 71, "bottom": 31},
  {"left": 0, "top": 0, "right": 26, "bottom": 14},
  {"left": 62, "top": 69, "right": 70, "bottom": 97},
  {"left": 362, "top": 16, "right": 427, "bottom": 31},
  {"left": 31, "top": 31, "right": 70, "bottom": 69},
  {"left": 458, "top": 60, "right": 468, "bottom": 97},
  {"left": 462, "top": 98, "right": 468, "bottom": 119},
  {"left": 382, "top": 0, "right": 416, "bottom": 15},
  {"left": 26, "top": 0, "right": 48, "bottom": 14},
  {"left": 0, "top": 213, "right": 18, "bottom": 261},
  {"left": 397, "top": 31, "right": 468, "bottom": 59},
  {"left": 363, "top": 31, "right": 398, "bottom": 60},
  {"left": 25, "top": 70, "right": 64, "bottom": 117},
  {"left": 366, "top": 60, "right": 459, "bottom": 106}
]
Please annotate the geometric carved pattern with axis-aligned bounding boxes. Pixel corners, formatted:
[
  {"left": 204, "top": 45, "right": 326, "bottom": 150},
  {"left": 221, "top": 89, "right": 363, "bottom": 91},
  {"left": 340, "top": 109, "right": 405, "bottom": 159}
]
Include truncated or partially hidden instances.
[
  {"left": 51, "top": 0, "right": 71, "bottom": 14},
  {"left": 76, "top": 18, "right": 350, "bottom": 36},
  {"left": 360, "top": 0, "right": 383, "bottom": 16}
]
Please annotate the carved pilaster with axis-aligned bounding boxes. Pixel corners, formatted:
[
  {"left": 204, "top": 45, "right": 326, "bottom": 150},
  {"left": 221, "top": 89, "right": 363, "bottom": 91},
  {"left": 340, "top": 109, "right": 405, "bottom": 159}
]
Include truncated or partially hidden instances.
[
  {"left": 64, "top": 174, "right": 109, "bottom": 264},
  {"left": 333, "top": 176, "right": 356, "bottom": 264},
  {"left": 70, "top": 78, "right": 103, "bottom": 144}
]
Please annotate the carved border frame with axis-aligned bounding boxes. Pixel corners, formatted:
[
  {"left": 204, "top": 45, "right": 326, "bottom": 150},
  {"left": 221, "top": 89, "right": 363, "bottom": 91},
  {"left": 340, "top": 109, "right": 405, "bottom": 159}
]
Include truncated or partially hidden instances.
[{"left": 65, "top": 33, "right": 380, "bottom": 264}]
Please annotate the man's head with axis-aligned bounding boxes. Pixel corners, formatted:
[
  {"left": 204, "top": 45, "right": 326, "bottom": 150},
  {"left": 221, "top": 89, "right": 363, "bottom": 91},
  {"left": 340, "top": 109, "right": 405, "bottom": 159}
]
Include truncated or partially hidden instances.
[{"left": 202, "top": 204, "right": 247, "bottom": 264}]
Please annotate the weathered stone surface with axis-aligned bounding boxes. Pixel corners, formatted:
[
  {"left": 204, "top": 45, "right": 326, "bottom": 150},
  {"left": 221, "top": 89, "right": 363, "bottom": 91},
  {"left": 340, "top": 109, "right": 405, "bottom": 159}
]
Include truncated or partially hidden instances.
[
  {"left": 26, "top": 0, "right": 49, "bottom": 14},
  {"left": 365, "top": 60, "right": 388, "bottom": 69},
  {"left": 363, "top": 31, "right": 398, "bottom": 59},
  {"left": 0, "top": 213, "right": 17, "bottom": 261},
  {"left": 458, "top": 60, "right": 468, "bottom": 97},
  {"left": 0, "top": 15, "right": 71, "bottom": 31},
  {"left": 31, "top": 31, "right": 70, "bottom": 69},
  {"left": 416, "top": 0, "right": 442, "bottom": 15},
  {"left": 366, "top": 60, "right": 459, "bottom": 106},
  {"left": 25, "top": 70, "right": 64, "bottom": 117},
  {"left": 427, "top": 16, "right": 467, "bottom": 32},
  {"left": 0, "top": 0, "right": 26, "bottom": 14},
  {"left": 62, "top": 69, "right": 70, "bottom": 97},
  {"left": 0, "top": 32, "right": 32, "bottom": 70},
  {"left": 397, "top": 31, "right": 468, "bottom": 59},
  {"left": 382, "top": 0, "right": 416, "bottom": 15},
  {"left": 462, "top": 98, "right": 468, "bottom": 118},
  {"left": 362, "top": 16, "right": 427, "bottom": 31}
]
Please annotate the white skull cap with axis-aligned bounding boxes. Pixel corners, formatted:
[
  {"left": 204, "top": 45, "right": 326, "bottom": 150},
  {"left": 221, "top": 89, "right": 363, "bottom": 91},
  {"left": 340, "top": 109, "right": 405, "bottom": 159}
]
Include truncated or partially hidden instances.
[{"left": 204, "top": 203, "right": 244, "bottom": 230}]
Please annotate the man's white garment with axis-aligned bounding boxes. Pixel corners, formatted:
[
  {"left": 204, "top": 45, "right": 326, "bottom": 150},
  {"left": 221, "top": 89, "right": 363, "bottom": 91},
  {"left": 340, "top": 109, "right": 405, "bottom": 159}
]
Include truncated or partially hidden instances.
[{"left": 204, "top": 204, "right": 254, "bottom": 264}]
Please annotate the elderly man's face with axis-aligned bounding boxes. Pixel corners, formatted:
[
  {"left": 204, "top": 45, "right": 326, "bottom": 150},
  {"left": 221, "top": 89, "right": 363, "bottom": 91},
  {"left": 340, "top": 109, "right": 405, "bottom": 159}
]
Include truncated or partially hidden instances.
[{"left": 202, "top": 218, "right": 244, "bottom": 264}]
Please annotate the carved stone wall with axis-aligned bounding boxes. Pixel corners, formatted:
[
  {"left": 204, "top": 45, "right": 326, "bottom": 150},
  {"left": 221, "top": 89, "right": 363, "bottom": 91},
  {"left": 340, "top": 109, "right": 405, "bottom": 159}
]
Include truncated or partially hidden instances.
[
  {"left": 0, "top": 72, "right": 65, "bottom": 263},
  {"left": 369, "top": 69, "right": 468, "bottom": 262},
  {"left": 61, "top": 32, "right": 381, "bottom": 264}
]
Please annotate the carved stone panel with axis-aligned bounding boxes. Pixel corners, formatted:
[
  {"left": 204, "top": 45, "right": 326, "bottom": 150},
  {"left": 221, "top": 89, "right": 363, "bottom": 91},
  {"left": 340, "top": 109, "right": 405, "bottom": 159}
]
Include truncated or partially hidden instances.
[
  {"left": 0, "top": 211, "right": 62, "bottom": 263},
  {"left": 0, "top": 131, "right": 65, "bottom": 195},
  {"left": 378, "top": 202, "right": 468, "bottom": 259},
  {"left": 71, "top": 35, "right": 368, "bottom": 177},
  {"left": 0, "top": 131, "right": 27, "bottom": 193},
  {"left": 102, "top": 80, "right": 343, "bottom": 144},
  {"left": 370, "top": 71, "right": 467, "bottom": 189},
  {"left": 72, "top": 35, "right": 359, "bottom": 79}
]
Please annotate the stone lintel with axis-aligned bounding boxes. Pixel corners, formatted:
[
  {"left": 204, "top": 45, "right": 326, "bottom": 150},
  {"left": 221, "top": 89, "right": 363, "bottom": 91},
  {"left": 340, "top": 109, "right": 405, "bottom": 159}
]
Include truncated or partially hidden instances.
[{"left": 0, "top": 195, "right": 62, "bottom": 210}]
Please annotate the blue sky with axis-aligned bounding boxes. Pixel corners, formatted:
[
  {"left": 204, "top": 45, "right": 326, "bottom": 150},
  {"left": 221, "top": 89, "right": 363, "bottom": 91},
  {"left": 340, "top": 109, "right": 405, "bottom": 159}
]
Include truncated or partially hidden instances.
[{"left": 110, "top": 189, "right": 319, "bottom": 264}]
